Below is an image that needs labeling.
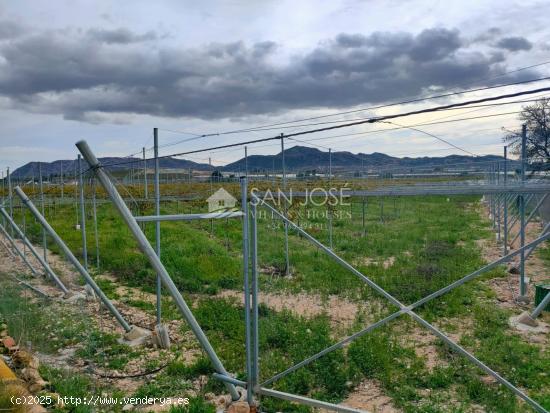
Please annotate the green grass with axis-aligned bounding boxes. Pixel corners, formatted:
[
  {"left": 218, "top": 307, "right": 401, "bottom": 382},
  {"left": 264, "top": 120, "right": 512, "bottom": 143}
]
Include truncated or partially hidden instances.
[
  {"left": 4, "top": 192, "right": 549, "bottom": 412},
  {"left": 0, "top": 282, "right": 89, "bottom": 353},
  {"left": 14, "top": 194, "right": 490, "bottom": 303}
]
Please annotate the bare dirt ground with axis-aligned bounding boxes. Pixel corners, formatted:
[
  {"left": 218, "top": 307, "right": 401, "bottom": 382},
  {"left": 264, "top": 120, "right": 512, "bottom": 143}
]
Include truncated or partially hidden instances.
[
  {"left": 1, "top": 198, "right": 547, "bottom": 413},
  {"left": 319, "top": 380, "right": 401, "bottom": 413},
  {"left": 0, "top": 239, "right": 204, "bottom": 400},
  {"left": 477, "top": 201, "right": 550, "bottom": 346},
  {"left": 217, "top": 289, "right": 382, "bottom": 331}
]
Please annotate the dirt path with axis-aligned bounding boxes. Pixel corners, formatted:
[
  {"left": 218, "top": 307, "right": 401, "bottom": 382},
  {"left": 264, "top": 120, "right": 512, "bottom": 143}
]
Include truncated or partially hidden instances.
[{"left": 478, "top": 201, "right": 550, "bottom": 345}]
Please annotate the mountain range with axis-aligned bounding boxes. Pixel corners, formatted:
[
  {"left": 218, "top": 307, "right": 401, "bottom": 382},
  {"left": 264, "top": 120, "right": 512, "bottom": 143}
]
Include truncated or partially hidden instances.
[{"left": 10, "top": 146, "right": 507, "bottom": 179}]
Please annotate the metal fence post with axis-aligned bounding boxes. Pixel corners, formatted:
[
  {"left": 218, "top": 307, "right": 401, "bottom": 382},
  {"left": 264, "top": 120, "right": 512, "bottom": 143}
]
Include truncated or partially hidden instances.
[
  {"left": 60, "top": 161, "right": 64, "bottom": 200},
  {"left": 519, "top": 124, "right": 528, "bottom": 300},
  {"left": 7, "top": 167, "right": 13, "bottom": 237},
  {"left": 245, "top": 146, "right": 249, "bottom": 179},
  {"left": 251, "top": 200, "right": 259, "bottom": 392},
  {"left": 143, "top": 147, "right": 148, "bottom": 200},
  {"left": 78, "top": 155, "right": 88, "bottom": 270},
  {"left": 496, "top": 162, "right": 501, "bottom": 241},
  {"left": 154, "top": 127, "right": 162, "bottom": 324},
  {"left": 76, "top": 140, "right": 240, "bottom": 401},
  {"left": 281, "top": 134, "right": 290, "bottom": 276},
  {"left": 362, "top": 197, "right": 366, "bottom": 236},
  {"left": 503, "top": 146, "right": 508, "bottom": 255},
  {"left": 241, "top": 177, "right": 253, "bottom": 405},
  {"left": 38, "top": 162, "right": 47, "bottom": 262},
  {"left": 92, "top": 179, "right": 100, "bottom": 269}
]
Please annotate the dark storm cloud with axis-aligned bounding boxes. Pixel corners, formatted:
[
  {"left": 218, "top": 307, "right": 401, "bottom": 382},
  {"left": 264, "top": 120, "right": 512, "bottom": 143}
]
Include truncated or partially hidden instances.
[
  {"left": 0, "top": 20, "right": 25, "bottom": 40},
  {"left": 86, "top": 28, "right": 158, "bottom": 44},
  {"left": 495, "top": 36, "right": 533, "bottom": 51},
  {"left": 0, "top": 24, "right": 538, "bottom": 122}
]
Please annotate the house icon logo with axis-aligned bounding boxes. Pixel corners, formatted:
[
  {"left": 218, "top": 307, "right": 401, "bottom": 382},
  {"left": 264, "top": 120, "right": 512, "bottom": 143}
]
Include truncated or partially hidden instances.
[{"left": 207, "top": 188, "right": 237, "bottom": 212}]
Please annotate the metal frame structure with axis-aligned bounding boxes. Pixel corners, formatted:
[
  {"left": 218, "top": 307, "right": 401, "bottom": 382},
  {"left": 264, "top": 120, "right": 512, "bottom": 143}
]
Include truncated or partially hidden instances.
[
  {"left": 76, "top": 140, "right": 242, "bottom": 401},
  {"left": 247, "top": 193, "right": 549, "bottom": 413},
  {"left": 1, "top": 135, "right": 548, "bottom": 412}
]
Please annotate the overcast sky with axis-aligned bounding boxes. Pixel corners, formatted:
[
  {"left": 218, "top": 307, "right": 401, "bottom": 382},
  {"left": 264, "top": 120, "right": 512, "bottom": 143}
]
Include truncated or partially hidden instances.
[{"left": 1, "top": 0, "right": 550, "bottom": 171}]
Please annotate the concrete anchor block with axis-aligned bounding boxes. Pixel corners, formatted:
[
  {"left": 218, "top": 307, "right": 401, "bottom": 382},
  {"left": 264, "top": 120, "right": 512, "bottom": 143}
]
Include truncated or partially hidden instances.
[
  {"left": 152, "top": 324, "right": 171, "bottom": 349},
  {"left": 119, "top": 325, "right": 151, "bottom": 347},
  {"left": 516, "top": 311, "right": 538, "bottom": 327}
]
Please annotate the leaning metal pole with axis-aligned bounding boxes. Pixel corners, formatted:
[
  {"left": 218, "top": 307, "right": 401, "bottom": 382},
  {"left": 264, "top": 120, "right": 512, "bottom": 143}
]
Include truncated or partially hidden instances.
[
  {"left": 0, "top": 221, "right": 38, "bottom": 276},
  {"left": 76, "top": 140, "right": 240, "bottom": 401},
  {"left": 0, "top": 206, "right": 69, "bottom": 294},
  {"left": 258, "top": 388, "right": 364, "bottom": 413},
  {"left": 525, "top": 222, "right": 550, "bottom": 260},
  {"left": 510, "top": 193, "right": 549, "bottom": 246},
  {"left": 0, "top": 231, "right": 16, "bottom": 258},
  {"left": 15, "top": 186, "right": 131, "bottom": 332}
]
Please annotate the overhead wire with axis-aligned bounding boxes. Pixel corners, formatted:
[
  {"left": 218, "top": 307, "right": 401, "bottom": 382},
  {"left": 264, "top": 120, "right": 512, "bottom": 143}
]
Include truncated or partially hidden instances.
[
  {"left": 67, "top": 84, "right": 550, "bottom": 175},
  {"left": 139, "top": 72, "right": 550, "bottom": 147}
]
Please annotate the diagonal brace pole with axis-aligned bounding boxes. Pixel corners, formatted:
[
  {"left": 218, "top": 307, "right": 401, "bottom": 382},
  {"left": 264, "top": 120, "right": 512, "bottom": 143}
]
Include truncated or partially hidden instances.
[
  {"left": 0, "top": 221, "right": 39, "bottom": 276},
  {"left": 0, "top": 206, "right": 69, "bottom": 294},
  {"left": 510, "top": 193, "right": 549, "bottom": 246},
  {"left": 256, "top": 198, "right": 548, "bottom": 413},
  {"left": 261, "top": 230, "right": 550, "bottom": 388},
  {"left": 15, "top": 186, "right": 131, "bottom": 333},
  {"left": 76, "top": 140, "right": 240, "bottom": 401}
]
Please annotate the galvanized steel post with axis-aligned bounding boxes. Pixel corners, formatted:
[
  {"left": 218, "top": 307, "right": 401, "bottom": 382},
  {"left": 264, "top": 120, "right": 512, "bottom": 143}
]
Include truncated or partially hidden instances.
[
  {"left": 250, "top": 200, "right": 259, "bottom": 391},
  {"left": 241, "top": 178, "right": 253, "bottom": 405},
  {"left": 519, "top": 124, "right": 527, "bottom": 299},
  {"left": 281, "top": 134, "right": 290, "bottom": 276},
  {"left": 7, "top": 167, "right": 13, "bottom": 237},
  {"left": 38, "top": 162, "right": 47, "bottom": 262},
  {"left": 92, "top": 180, "right": 100, "bottom": 269},
  {"left": 15, "top": 186, "right": 130, "bottom": 331},
  {"left": 78, "top": 155, "right": 88, "bottom": 270},
  {"left": 154, "top": 128, "right": 162, "bottom": 324},
  {"left": 76, "top": 140, "right": 240, "bottom": 401},
  {"left": 143, "top": 147, "right": 148, "bottom": 200},
  {"left": 503, "top": 146, "right": 508, "bottom": 255}
]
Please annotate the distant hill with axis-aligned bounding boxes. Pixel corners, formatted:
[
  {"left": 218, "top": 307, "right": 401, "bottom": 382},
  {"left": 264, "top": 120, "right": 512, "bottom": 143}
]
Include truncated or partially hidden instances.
[
  {"left": 11, "top": 146, "right": 511, "bottom": 179},
  {"left": 222, "top": 145, "right": 507, "bottom": 173},
  {"left": 11, "top": 157, "right": 214, "bottom": 179}
]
